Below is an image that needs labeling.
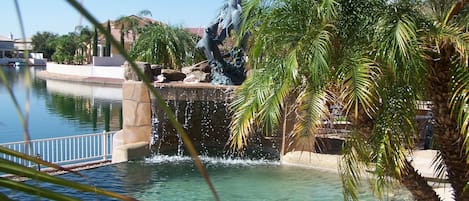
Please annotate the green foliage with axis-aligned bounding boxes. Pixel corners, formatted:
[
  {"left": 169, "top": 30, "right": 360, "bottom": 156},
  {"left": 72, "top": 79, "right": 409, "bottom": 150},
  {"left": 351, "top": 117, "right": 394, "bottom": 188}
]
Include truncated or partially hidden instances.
[
  {"left": 230, "top": 0, "right": 337, "bottom": 151},
  {"left": 31, "top": 31, "right": 58, "bottom": 59},
  {"left": 51, "top": 33, "right": 78, "bottom": 64},
  {"left": 129, "top": 24, "right": 202, "bottom": 69},
  {"left": 232, "top": 0, "right": 469, "bottom": 200},
  {"left": 93, "top": 28, "right": 98, "bottom": 56},
  {"left": 105, "top": 20, "right": 111, "bottom": 57}
]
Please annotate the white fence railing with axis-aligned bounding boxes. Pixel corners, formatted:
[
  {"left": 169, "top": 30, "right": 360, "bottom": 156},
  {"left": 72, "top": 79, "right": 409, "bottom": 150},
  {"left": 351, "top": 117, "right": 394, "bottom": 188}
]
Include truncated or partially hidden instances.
[{"left": 0, "top": 131, "right": 114, "bottom": 168}]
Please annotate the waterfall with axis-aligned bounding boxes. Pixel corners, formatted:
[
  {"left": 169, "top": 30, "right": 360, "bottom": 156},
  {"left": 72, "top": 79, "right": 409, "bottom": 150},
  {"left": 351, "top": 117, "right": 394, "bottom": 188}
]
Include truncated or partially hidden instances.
[{"left": 150, "top": 85, "right": 280, "bottom": 159}]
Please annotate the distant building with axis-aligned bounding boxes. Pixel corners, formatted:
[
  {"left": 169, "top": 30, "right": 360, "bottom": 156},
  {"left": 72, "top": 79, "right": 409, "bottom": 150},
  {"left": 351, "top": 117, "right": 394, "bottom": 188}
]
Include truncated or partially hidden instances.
[
  {"left": 0, "top": 34, "right": 45, "bottom": 65},
  {"left": 185, "top": 27, "right": 205, "bottom": 38},
  {"left": 14, "top": 37, "right": 33, "bottom": 52},
  {"left": 97, "top": 15, "right": 162, "bottom": 57},
  {"left": 0, "top": 35, "right": 14, "bottom": 59}
]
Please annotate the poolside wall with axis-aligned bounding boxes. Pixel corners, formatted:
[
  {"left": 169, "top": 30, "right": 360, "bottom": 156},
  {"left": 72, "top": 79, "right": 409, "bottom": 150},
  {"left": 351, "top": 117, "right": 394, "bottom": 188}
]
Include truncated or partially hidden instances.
[
  {"left": 112, "top": 81, "right": 152, "bottom": 163},
  {"left": 46, "top": 62, "right": 124, "bottom": 79}
]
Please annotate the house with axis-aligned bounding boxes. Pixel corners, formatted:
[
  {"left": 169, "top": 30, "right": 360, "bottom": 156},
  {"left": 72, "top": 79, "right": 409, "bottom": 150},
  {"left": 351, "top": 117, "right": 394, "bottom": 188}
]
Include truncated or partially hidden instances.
[
  {"left": 14, "top": 37, "right": 33, "bottom": 53},
  {"left": 93, "top": 15, "right": 162, "bottom": 66},
  {"left": 0, "top": 34, "right": 16, "bottom": 65},
  {"left": 0, "top": 34, "right": 14, "bottom": 58},
  {"left": 97, "top": 15, "right": 161, "bottom": 56},
  {"left": 0, "top": 34, "right": 46, "bottom": 66},
  {"left": 185, "top": 27, "right": 205, "bottom": 38}
]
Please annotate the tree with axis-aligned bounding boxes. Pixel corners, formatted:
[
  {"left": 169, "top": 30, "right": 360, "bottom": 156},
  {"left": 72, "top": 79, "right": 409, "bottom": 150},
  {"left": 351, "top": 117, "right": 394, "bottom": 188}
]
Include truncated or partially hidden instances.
[
  {"left": 75, "top": 25, "right": 93, "bottom": 64},
  {"left": 51, "top": 33, "right": 78, "bottom": 64},
  {"left": 105, "top": 20, "right": 111, "bottom": 56},
  {"left": 229, "top": 0, "right": 469, "bottom": 201},
  {"left": 31, "top": 31, "right": 58, "bottom": 60},
  {"left": 129, "top": 24, "right": 201, "bottom": 69},
  {"left": 93, "top": 28, "right": 98, "bottom": 56},
  {"left": 114, "top": 9, "right": 153, "bottom": 46}
]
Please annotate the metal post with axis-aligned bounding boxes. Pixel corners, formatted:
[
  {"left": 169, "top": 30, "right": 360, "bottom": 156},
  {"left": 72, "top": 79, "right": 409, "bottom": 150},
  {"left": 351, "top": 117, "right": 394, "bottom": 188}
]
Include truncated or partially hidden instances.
[
  {"left": 36, "top": 154, "right": 41, "bottom": 171},
  {"left": 102, "top": 130, "right": 107, "bottom": 160}
]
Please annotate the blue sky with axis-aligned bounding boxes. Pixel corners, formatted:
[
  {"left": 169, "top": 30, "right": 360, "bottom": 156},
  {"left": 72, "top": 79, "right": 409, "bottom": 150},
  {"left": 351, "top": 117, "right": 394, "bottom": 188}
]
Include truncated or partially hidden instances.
[{"left": 2, "top": 0, "right": 225, "bottom": 38}]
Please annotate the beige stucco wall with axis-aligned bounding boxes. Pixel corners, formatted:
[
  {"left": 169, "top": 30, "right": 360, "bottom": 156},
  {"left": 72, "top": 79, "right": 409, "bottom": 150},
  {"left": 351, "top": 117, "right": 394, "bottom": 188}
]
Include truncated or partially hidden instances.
[
  {"left": 47, "top": 62, "right": 124, "bottom": 79},
  {"left": 112, "top": 81, "right": 151, "bottom": 163}
]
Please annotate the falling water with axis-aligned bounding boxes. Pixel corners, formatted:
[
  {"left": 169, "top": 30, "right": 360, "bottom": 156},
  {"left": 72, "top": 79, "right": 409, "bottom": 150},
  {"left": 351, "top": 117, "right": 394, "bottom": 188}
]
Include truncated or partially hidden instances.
[{"left": 150, "top": 86, "right": 280, "bottom": 159}]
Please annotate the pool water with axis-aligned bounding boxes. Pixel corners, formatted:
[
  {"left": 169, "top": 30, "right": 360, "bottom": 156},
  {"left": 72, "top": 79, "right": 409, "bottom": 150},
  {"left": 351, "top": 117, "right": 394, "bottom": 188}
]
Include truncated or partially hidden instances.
[{"left": 6, "top": 155, "right": 411, "bottom": 201}]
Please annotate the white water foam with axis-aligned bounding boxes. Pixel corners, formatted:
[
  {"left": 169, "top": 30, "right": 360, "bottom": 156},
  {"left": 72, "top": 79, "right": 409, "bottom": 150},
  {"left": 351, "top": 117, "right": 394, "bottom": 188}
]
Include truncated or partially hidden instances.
[{"left": 144, "top": 155, "right": 280, "bottom": 166}]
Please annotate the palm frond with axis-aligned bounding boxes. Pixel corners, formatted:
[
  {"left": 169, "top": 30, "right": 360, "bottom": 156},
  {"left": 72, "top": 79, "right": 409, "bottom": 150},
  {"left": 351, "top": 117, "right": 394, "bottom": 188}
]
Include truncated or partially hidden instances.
[
  {"left": 237, "top": 0, "right": 274, "bottom": 47},
  {"left": 375, "top": 14, "right": 421, "bottom": 82},
  {"left": 362, "top": 84, "right": 417, "bottom": 198},
  {"left": 433, "top": 22, "right": 469, "bottom": 60},
  {"left": 449, "top": 59, "right": 469, "bottom": 154},
  {"left": 0, "top": 178, "right": 79, "bottom": 201},
  {"left": 0, "top": 158, "right": 135, "bottom": 200},
  {"left": 431, "top": 150, "right": 447, "bottom": 182},
  {"left": 302, "top": 25, "right": 334, "bottom": 88},
  {"left": 130, "top": 24, "right": 198, "bottom": 69},
  {"left": 291, "top": 87, "right": 328, "bottom": 151},
  {"left": 340, "top": 130, "right": 372, "bottom": 201},
  {"left": 229, "top": 59, "right": 295, "bottom": 151},
  {"left": 337, "top": 56, "right": 379, "bottom": 120}
]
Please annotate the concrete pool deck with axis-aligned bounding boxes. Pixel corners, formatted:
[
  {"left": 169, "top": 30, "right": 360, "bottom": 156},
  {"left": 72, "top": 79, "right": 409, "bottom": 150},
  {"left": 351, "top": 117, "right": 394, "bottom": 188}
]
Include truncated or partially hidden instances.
[
  {"left": 282, "top": 150, "right": 454, "bottom": 201},
  {"left": 38, "top": 68, "right": 454, "bottom": 201}
]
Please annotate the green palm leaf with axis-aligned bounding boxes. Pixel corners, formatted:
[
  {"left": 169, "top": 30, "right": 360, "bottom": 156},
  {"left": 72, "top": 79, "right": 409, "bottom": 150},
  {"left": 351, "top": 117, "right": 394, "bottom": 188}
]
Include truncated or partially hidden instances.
[
  {"left": 450, "top": 60, "right": 469, "bottom": 154},
  {"left": 291, "top": 87, "right": 328, "bottom": 151},
  {"left": 339, "top": 130, "right": 372, "bottom": 201},
  {"left": 337, "top": 56, "right": 379, "bottom": 120},
  {"left": 0, "top": 158, "right": 135, "bottom": 200}
]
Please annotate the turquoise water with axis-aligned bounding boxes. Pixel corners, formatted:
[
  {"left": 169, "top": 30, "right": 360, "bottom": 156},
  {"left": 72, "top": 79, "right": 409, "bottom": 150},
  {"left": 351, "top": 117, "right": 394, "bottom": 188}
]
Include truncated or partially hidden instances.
[{"left": 6, "top": 155, "right": 411, "bottom": 201}]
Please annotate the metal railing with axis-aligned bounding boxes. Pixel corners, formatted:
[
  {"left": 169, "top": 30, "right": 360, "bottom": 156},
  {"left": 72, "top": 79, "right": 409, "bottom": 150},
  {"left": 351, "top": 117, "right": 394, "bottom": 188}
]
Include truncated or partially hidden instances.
[{"left": 0, "top": 131, "right": 115, "bottom": 168}]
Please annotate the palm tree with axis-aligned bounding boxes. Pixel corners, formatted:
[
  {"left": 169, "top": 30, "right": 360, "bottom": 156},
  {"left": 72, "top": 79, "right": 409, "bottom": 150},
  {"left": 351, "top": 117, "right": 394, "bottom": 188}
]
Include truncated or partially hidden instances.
[
  {"left": 229, "top": 0, "right": 469, "bottom": 201},
  {"left": 75, "top": 25, "right": 93, "bottom": 63},
  {"left": 129, "top": 24, "right": 201, "bottom": 69}
]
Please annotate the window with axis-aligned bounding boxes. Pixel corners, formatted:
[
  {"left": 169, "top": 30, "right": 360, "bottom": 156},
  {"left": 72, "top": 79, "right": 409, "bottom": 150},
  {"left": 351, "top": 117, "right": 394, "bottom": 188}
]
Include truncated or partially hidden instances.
[{"left": 5, "top": 51, "right": 12, "bottom": 58}]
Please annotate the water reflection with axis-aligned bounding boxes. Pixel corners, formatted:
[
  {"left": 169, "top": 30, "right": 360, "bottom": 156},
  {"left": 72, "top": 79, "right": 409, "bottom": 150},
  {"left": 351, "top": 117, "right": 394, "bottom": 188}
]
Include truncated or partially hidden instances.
[{"left": 0, "top": 66, "right": 122, "bottom": 142}]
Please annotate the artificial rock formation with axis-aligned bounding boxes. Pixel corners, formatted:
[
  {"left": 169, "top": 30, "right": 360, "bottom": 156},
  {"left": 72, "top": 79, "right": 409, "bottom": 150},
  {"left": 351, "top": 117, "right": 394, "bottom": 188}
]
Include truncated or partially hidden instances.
[{"left": 113, "top": 66, "right": 153, "bottom": 163}]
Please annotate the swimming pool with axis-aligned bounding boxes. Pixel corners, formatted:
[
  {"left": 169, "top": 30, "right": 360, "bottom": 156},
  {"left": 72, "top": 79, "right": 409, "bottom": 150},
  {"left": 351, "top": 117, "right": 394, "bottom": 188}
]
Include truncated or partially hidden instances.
[{"left": 6, "top": 155, "right": 411, "bottom": 201}]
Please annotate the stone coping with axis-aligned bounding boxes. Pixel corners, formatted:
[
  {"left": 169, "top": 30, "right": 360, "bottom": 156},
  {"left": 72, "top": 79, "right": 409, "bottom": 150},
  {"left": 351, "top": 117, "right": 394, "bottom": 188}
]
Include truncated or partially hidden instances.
[
  {"left": 153, "top": 81, "right": 238, "bottom": 90},
  {"left": 37, "top": 71, "right": 241, "bottom": 91},
  {"left": 37, "top": 71, "right": 123, "bottom": 86}
]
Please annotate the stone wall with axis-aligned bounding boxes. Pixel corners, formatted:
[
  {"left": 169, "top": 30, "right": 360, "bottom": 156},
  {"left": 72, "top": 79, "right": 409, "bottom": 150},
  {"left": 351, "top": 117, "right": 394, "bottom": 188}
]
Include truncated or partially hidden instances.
[
  {"left": 112, "top": 81, "right": 151, "bottom": 163},
  {"left": 121, "top": 81, "right": 152, "bottom": 143}
]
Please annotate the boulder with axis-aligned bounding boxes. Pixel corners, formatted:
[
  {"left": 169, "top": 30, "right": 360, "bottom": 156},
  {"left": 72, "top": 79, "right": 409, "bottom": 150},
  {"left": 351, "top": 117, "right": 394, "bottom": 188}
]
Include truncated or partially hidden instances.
[
  {"left": 123, "top": 61, "right": 152, "bottom": 81},
  {"left": 181, "top": 60, "right": 210, "bottom": 74},
  {"left": 162, "top": 69, "right": 186, "bottom": 81},
  {"left": 183, "top": 71, "right": 211, "bottom": 83}
]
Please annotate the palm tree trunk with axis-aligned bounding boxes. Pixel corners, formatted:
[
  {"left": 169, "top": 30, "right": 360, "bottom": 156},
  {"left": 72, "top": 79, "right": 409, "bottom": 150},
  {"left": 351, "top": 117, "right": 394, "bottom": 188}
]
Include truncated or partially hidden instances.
[
  {"left": 400, "top": 160, "right": 441, "bottom": 201},
  {"left": 429, "top": 48, "right": 469, "bottom": 201}
]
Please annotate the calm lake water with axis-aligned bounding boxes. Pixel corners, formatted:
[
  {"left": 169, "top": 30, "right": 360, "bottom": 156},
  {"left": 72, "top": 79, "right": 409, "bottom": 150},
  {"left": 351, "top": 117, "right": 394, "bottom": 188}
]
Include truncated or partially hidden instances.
[{"left": 0, "top": 66, "right": 122, "bottom": 143}]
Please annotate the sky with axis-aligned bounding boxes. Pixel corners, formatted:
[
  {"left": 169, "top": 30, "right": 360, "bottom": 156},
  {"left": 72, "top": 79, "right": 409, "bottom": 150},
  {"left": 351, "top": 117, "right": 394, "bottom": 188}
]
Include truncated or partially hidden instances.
[{"left": 1, "top": 0, "right": 225, "bottom": 39}]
